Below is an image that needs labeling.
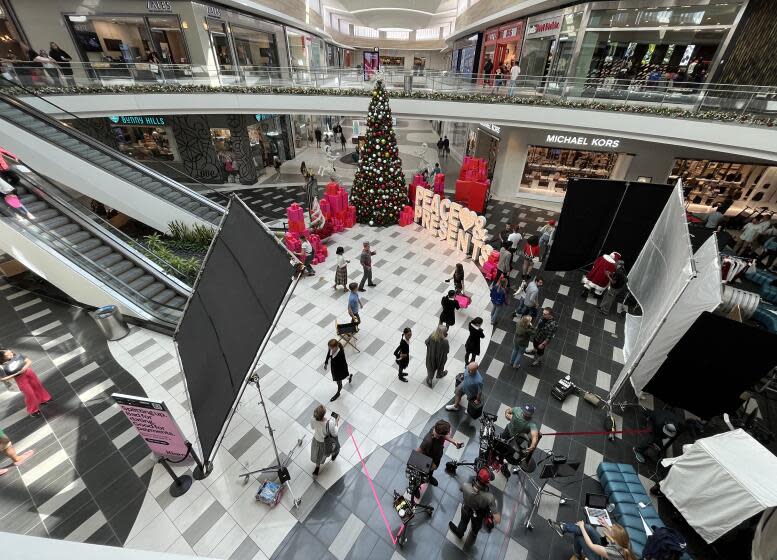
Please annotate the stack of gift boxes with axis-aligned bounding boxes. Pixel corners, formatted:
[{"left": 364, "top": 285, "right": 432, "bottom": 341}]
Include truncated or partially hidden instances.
[
  {"left": 398, "top": 205, "right": 414, "bottom": 226},
  {"left": 284, "top": 182, "right": 357, "bottom": 265},
  {"left": 480, "top": 249, "right": 500, "bottom": 281},
  {"left": 459, "top": 156, "right": 488, "bottom": 181},
  {"left": 408, "top": 173, "right": 445, "bottom": 204}
]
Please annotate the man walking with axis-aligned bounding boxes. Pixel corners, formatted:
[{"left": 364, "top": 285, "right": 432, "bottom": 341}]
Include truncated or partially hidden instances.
[
  {"left": 357, "top": 241, "right": 377, "bottom": 291},
  {"left": 347, "top": 282, "right": 363, "bottom": 325},
  {"left": 515, "top": 276, "right": 542, "bottom": 320},
  {"left": 446, "top": 362, "right": 483, "bottom": 412},
  {"left": 525, "top": 307, "right": 557, "bottom": 366},
  {"left": 443, "top": 136, "right": 450, "bottom": 159},
  {"left": 314, "top": 127, "right": 322, "bottom": 148},
  {"left": 508, "top": 61, "right": 521, "bottom": 95},
  {"left": 600, "top": 261, "right": 627, "bottom": 315},
  {"left": 448, "top": 468, "right": 501, "bottom": 543},
  {"left": 507, "top": 225, "right": 523, "bottom": 268}
]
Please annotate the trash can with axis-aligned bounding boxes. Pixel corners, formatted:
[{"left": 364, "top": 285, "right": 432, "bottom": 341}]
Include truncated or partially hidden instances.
[
  {"left": 91, "top": 305, "right": 130, "bottom": 341},
  {"left": 404, "top": 75, "right": 413, "bottom": 93}
]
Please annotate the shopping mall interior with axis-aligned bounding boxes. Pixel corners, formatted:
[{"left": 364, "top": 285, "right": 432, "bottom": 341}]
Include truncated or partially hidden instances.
[{"left": 0, "top": 1, "right": 776, "bottom": 560}]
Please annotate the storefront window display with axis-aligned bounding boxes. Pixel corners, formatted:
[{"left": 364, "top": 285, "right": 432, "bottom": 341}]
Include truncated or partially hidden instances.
[
  {"left": 520, "top": 11, "right": 564, "bottom": 82},
  {"left": 0, "top": 1, "right": 28, "bottom": 61},
  {"left": 669, "top": 159, "right": 765, "bottom": 208},
  {"left": 479, "top": 19, "right": 525, "bottom": 84},
  {"left": 575, "top": 2, "right": 745, "bottom": 86},
  {"left": 474, "top": 127, "right": 500, "bottom": 179},
  {"left": 66, "top": 14, "right": 189, "bottom": 64},
  {"left": 208, "top": 18, "right": 240, "bottom": 81},
  {"left": 520, "top": 146, "right": 618, "bottom": 196},
  {"left": 287, "top": 28, "right": 321, "bottom": 68},
  {"left": 231, "top": 25, "right": 279, "bottom": 71},
  {"left": 451, "top": 34, "right": 481, "bottom": 78},
  {"left": 380, "top": 55, "right": 404, "bottom": 70},
  {"left": 111, "top": 121, "right": 179, "bottom": 162}
]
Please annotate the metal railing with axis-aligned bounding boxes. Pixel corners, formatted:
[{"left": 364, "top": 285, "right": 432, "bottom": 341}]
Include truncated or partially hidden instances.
[{"left": 2, "top": 61, "right": 776, "bottom": 122}]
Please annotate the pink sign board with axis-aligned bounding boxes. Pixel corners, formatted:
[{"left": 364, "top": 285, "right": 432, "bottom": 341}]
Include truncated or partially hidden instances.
[{"left": 112, "top": 393, "right": 191, "bottom": 462}]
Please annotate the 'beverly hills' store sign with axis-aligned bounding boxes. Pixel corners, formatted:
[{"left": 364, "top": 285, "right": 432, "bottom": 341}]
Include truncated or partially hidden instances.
[{"left": 414, "top": 186, "right": 494, "bottom": 265}]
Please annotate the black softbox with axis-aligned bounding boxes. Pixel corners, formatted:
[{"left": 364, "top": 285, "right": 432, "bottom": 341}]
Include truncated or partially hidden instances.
[
  {"left": 545, "top": 178, "right": 675, "bottom": 271},
  {"left": 644, "top": 311, "right": 777, "bottom": 419},
  {"left": 175, "top": 196, "right": 295, "bottom": 464}
]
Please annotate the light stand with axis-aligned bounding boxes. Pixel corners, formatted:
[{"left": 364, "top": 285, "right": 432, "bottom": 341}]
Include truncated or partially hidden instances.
[
  {"left": 237, "top": 372, "right": 304, "bottom": 509},
  {"left": 516, "top": 450, "right": 578, "bottom": 530}
]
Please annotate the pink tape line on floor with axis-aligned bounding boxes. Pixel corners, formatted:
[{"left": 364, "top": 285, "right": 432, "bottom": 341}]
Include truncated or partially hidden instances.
[{"left": 347, "top": 425, "right": 397, "bottom": 546}]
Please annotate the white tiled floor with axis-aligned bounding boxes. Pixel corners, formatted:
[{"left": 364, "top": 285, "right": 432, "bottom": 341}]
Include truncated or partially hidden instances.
[{"left": 107, "top": 223, "right": 492, "bottom": 558}]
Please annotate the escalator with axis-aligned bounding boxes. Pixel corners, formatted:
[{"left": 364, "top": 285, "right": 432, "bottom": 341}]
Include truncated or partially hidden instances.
[
  {"left": 0, "top": 93, "right": 224, "bottom": 232},
  {"left": 0, "top": 162, "right": 192, "bottom": 331}
]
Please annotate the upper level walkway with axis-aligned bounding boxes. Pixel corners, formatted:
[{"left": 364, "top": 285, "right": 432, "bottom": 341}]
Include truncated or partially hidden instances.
[{"left": 4, "top": 63, "right": 777, "bottom": 161}]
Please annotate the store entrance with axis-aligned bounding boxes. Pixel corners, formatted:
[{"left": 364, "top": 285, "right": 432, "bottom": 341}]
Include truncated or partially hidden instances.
[
  {"left": 521, "top": 145, "right": 619, "bottom": 197},
  {"left": 209, "top": 20, "right": 239, "bottom": 83}
]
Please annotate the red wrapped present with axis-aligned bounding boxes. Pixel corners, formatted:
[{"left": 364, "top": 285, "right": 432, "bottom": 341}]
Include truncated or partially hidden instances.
[
  {"left": 325, "top": 181, "right": 340, "bottom": 196},
  {"left": 319, "top": 198, "right": 331, "bottom": 218}
]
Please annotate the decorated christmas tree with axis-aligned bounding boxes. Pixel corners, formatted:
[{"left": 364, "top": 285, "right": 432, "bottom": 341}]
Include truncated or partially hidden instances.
[{"left": 350, "top": 80, "right": 406, "bottom": 226}]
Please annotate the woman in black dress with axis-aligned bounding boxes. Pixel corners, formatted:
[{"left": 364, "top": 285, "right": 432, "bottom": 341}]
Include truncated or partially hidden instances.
[
  {"left": 324, "top": 339, "right": 350, "bottom": 402},
  {"left": 439, "top": 289, "right": 460, "bottom": 327},
  {"left": 464, "top": 317, "right": 485, "bottom": 365},
  {"left": 393, "top": 327, "right": 412, "bottom": 382}
]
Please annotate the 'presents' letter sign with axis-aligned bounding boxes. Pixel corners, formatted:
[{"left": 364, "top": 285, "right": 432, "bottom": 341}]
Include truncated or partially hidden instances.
[{"left": 413, "top": 186, "right": 494, "bottom": 265}]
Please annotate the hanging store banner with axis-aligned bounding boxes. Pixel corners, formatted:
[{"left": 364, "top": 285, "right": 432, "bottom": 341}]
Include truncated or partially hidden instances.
[
  {"left": 413, "top": 185, "right": 493, "bottom": 265},
  {"left": 112, "top": 393, "right": 190, "bottom": 462}
]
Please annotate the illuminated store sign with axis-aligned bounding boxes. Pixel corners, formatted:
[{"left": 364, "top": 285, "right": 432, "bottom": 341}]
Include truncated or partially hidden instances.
[
  {"left": 545, "top": 133, "right": 620, "bottom": 149},
  {"left": 480, "top": 122, "right": 501, "bottom": 135},
  {"left": 527, "top": 18, "right": 561, "bottom": 36},
  {"left": 108, "top": 115, "right": 167, "bottom": 126}
]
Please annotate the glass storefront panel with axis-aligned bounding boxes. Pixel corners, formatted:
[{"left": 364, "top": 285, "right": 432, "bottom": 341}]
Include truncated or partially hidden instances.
[
  {"left": 231, "top": 24, "right": 279, "bottom": 77},
  {"left": 0, "top": 2, "right": 27, "bottom": 61},
  {"left": 520, "top": 146, "right": 618, "bottom": 197},
  {"left": 520, "top": 36, "right": 556, "bottom": 78},
  {"left": 112, "top": 125, "right": 179, "bottom": 161},
  {"left": 587, "top": 3, "right": 743, "bottom": 29},
  {"left": 287, "top": 30, "right": 308, "bottom": 68},
  {"left": 148, "top": 16, "right": 187, "bottom": 63},
  {"left": 669, "top": 159, "right": 763, "bottom": 207},
  {"left": 69, "top": 16, "right": 153, "bottom": 63},
  {"left": 575, "top": 28, "right": 728, "bottom": 84}
]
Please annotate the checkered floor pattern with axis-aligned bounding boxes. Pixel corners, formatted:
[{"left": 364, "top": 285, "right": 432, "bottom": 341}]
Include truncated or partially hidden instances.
[{"left": 0, "top": 196, "right": 716, "bottom": 560}]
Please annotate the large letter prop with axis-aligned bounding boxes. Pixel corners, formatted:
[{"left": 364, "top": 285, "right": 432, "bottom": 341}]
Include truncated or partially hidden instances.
[{"left": 413, "top": 186, "right": 492, "bottom": 264}]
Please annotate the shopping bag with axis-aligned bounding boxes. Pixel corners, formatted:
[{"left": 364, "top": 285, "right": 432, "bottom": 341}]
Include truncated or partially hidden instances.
[
  {"left": 467, "top": 399, "right": 483, "bottom": 420},
  {"left": 454, "top": 293, "right": 471, "bottom": 309}
]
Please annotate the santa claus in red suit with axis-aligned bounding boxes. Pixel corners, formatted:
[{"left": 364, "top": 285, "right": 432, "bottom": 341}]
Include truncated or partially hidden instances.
[{"left": 581, "top": 252, "right": 621, "bottom": 297}]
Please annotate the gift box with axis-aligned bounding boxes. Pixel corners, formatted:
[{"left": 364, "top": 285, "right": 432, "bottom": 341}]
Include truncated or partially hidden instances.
[
  {"left": 482, "top": 261, "right": 497, "bottom": 280},
  {"left": 287, "top": 203, "right": 306, "bottom": 233},
  {"left": 399, "top": 205, "right": 415, "bottom": 226},
  {"left": 284, "top": 232, "right": 301, "bottom": 253},
  {"left": 319, "top": 198, "right": 331, "bottom": 218}
]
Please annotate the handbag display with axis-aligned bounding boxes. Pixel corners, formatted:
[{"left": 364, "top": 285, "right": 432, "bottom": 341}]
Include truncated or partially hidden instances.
[{"left": 324, "top": 420, "right": 340, "bottom": 456}]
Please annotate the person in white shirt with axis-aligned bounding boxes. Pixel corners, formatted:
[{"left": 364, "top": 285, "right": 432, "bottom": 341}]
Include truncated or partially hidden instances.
[
  {"left": 734, "top": 215, "right": 770, "bottom": 256},
  {"left": 299, "top": 234, "right": 315, "bottom": 275},
  {"left": 310, "top": 404, "right": 339, "bottom": 476},
  {"left": 33, "top": 49, "right": 60, "bottom": 85},
  {"left": 508, "top": 62, "right": 521, "bottom": 95},
  {"left": 507, "top": 225, "right": 523, "bottom": 270},
  {"left": 333, "top": 246, "right": 349, "bottom": 291}
]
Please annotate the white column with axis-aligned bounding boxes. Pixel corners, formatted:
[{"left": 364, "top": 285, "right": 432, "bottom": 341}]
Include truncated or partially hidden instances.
[
  {"left": 609, "top": 153, "right": 633, "bottom": 181},
  {"left": 490, "top": 126, "right": 529, "bottom": 200}
]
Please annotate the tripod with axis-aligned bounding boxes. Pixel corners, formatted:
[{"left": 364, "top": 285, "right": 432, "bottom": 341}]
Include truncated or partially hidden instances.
[
  {"left": 517, "top": 450, "right": 578, "bottom": 530},
  {"left": 238, "top": 374, "right": 303, "bottom": 508}
]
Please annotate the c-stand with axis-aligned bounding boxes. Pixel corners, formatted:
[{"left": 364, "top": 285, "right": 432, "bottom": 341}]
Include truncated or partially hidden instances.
[
  {"left": 238, "top": 373, "right": 303, "bottom": 508},
  {"left": 516, "top": 449, "right": 578, "bottom": 530}
]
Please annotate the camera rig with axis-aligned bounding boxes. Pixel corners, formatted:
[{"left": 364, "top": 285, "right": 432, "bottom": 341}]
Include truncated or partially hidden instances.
[
  {"left": 393, "top": 450, "right": 435, "bottom": 547},
  {"left": 445, "top": 412, "right": 525, "bottom": 479}
]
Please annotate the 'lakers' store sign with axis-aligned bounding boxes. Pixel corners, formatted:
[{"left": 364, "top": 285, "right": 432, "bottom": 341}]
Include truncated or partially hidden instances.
[{"left": 414, "top": 186, "right": 494, "bottom": 265}]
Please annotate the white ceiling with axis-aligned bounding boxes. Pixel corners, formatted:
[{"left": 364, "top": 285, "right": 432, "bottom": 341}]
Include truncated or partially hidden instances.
[{"left": 325, "top": 0, "right": 457, "bottom": 31}]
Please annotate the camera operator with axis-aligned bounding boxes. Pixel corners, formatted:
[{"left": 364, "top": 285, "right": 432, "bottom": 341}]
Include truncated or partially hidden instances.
[
  {"left": 417, "top": 419, "right": 463, "bottom": 486},
  {"left": 503, "top": 404, "right": 539, "bottom": 457},
  {"left": 448, "top": 468, "right": 501, "bottom": 543}
]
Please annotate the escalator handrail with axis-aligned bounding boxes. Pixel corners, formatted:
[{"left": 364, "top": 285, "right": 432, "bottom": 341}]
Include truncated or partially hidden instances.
[
  {"left": 16, "top": 167, "right": 192, "bottom": 297},
  {"left": 0, "top": 205, "right": 183, "bottom": 327},
  {"left": 0, "top": 92, "right": 226, "bottom": 221}
]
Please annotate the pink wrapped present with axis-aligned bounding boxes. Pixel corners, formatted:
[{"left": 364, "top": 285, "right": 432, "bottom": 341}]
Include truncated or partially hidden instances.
[
  {"left": 319, "top": 198, "right": 331, "bottom": 218},
  {"left": 481, "top": 261, "right": 497, "bottom": 280},
  {"left": 325, "top": 181, "right": 340, "bottom": 196},
  {"left": 433, "top": 173, "right": 445, "bottom": 188}
]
